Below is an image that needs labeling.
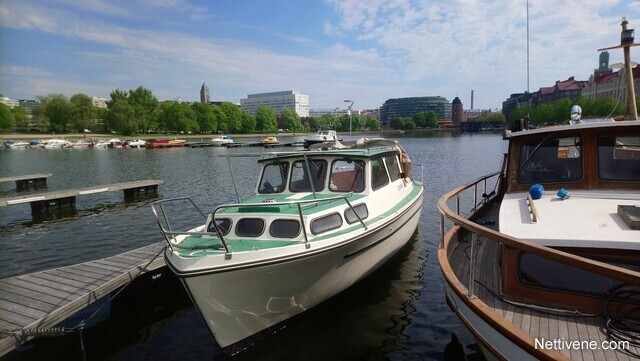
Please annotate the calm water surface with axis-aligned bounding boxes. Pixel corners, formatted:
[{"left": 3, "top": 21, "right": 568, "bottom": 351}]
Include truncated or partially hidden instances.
[{"left": 0, "top": 132, "right": 506, "bottom": 360}]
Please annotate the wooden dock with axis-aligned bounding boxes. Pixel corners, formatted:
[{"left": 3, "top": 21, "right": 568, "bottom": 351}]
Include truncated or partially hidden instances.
[
  {"left": 0, "top": 179, "right": 163, "bottom": 214},
  {"left": 0, "top": 241, "right": 167, "bottom": 357},
  {"left": 0, "top": 174, "right": 52, "bottom": 191}
]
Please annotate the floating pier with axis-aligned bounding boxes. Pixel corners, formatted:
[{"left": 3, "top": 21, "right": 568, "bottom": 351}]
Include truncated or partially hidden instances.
[
  {"left": 0, "top": 241, "right": 167, "bottom": 357},
  {"left": 0, "top": 180, "right": 163, "bottom": 214},
  {"left": 0, "top": 174, "right": 52, "bottom": 191}
]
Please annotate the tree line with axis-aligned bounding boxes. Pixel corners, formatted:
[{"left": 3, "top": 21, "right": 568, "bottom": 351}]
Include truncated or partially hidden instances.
[
  {"left": 0, "top": 86, "right": 382, "bottom": 135},
  {"left": 507, "top": 96, "right": 640, "bottom": 125}
]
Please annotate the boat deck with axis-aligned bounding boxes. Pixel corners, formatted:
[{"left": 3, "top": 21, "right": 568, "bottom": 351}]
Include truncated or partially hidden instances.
[{"left": 449, "top": 203, "right": 640, "bottom": 361}]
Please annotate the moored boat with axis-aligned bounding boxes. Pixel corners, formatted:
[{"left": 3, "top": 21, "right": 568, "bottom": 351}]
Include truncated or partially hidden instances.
[
  {"left": 260, "top": 136, "right": 279, "bottom": 144},
  {"left": 210, "top": 135, "right": 234, "bottom": 144},
  {"left": 304, "top": 130, "right": 338, "bottom": 148},
  {"left": 125, "top": 139, "right": 146, "bottom": 148},
  {"left": 151, "top": 138, "right": 424, "bottom": 355},
  {"left": 43, "top": 139, "right": 71, "bottom": 148},
  {"left": 144, "top": 138, "right": 187, "bottom": 148},
  {"left": 437, "top": 21, "right": 640, "bottom": 359}
]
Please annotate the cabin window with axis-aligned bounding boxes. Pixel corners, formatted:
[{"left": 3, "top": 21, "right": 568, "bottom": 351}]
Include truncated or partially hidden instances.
[
  {"left": 329, "top": 159, "right": 365, "bottom": 192},
  {"left": 517, "top": 136, "right": 582, "bottom": 184},
  {"left": 235, "top": 218, "right": 265, "bottom": 237},
  {"left": 384, "top": 154, "right": 402, "bottom": 182},
  {"left": 206, "top": 218, "right": 231, "bottom": 236},
  {"left": 597, "top": 135, "right": 640, "bottom": 182},
  {"left": 290, "top": 159, "right": 327, "bottom": 192},
  {"left": 269, "top": 219, "right": 301, "bottom": 238},
  {"left": 259, "top": 162, "right": 289, "bottom": 194},
  {"left": 371, "top": 157, "right": 389, "bottom": 190},
  {"left": 344, "top": 203, "right": 369, "bottom": 224},
  {"left": 517, "top": 252, "right": 622, "bottom": 296},
  {"left": 311, "top": 212, "right": 343, "bottom": 235}
]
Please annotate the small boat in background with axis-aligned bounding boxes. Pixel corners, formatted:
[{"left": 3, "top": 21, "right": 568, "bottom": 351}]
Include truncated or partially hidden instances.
[
  {"left": 304, "top": 130, "right": 337, "bottom": 148},
  {"left": 71, "top": 140, "right": 92, "bottom": 148},
  {"left": 211, "top": 135, "right": 234, "bottom": 145},
  {"left": 43, "top": 139, "right": 71, "bottom": 149},
  {"left": 125, "top": 139, "right": 146, "bottom": 148},
  {"left": 2, "top": 141, "right": 29, "bottom": 149},
  {"left": 28, "top": 140, "right": 44, "bottom": 149},
  {"left": 260, "top": 136, "right": 279, "bottom": 144},
  {"left": 107, "top": 138, "right": 123, "bottom": 148},
  {"left": 145, "top": 138, "right": 187, "bottom": 149}
]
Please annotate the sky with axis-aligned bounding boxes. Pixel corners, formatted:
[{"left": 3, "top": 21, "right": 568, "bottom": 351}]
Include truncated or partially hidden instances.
[{"left": 1, "top": 0, "right": 640, "bottom": 111}]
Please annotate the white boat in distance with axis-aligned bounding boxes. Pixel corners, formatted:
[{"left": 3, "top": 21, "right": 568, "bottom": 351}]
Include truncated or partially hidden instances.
[
  {"left": 152, "top": 138, "right": 424, "bottom": 355},
  {"left": 210, "top": 135, "right": 233, "bottom": 144},
  {"left": 304, "top": 130, "right": 337, "bottom": 148},
  {"left": 43, "top": 139, "right": 71, "bottom": 148}
]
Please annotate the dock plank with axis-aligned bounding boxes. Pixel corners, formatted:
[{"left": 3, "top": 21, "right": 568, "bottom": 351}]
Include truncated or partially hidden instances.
[{"left": 0, "top": 241, "right": 166, "bottom": 357}]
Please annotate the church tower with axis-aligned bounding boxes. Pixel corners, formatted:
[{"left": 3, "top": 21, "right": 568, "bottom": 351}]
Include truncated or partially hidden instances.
[{"left": 200, "top": 82, "right": 210, "bottom": 103}]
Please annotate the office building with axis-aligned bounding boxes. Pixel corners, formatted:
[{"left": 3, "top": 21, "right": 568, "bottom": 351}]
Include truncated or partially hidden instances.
[{"left": 240, "top": 90, "right": 309, "bottom": 117}]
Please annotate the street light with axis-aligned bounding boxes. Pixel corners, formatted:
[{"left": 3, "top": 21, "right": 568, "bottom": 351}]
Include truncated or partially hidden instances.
[{"left": 344, "top": 100, "right": 354, "bottom": 136}]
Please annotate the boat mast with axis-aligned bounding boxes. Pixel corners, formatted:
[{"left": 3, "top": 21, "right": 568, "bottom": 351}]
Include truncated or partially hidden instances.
[
  {"left": 621, "top": 18, "right": 638, "bottom": 120},
  {"left": 599, "top": 17, "right": 639, "bottom": 120}
]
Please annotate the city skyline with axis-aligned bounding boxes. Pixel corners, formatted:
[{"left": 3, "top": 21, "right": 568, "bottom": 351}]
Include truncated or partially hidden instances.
[{"left": 1, "top": 1, "right": 638, "bottom": 111}]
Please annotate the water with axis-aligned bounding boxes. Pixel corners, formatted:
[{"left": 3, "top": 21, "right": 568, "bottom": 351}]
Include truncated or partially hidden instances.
[{"left": 0, "top": 132, "right": 507, "bottom": 360}]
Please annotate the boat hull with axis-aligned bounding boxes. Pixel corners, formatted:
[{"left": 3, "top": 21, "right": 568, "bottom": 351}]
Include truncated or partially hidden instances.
[{"left": 171, "top": 192, "right": 422, "bottom": 354}]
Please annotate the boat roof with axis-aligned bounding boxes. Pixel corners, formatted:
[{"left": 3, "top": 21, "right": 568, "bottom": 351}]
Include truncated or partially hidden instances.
[
  {"left": 504, "top": 119, "right": 640, "bottom": 139},
  {"left": 258, "top": 138, "right": 402, "bottom": 163},
  {"left": 499, "top": 191, "right": 640, "bottom": 250}
]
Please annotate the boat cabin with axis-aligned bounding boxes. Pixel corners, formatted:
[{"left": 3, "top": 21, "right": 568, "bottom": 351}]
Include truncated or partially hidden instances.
[{"left": 498, "top": 120, "right": 640, "bottom": 313}]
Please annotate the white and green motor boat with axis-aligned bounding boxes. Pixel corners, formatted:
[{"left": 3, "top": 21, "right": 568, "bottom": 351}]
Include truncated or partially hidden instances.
[{"left": 152, "top": 138, "right": 424, "bottom": 355}]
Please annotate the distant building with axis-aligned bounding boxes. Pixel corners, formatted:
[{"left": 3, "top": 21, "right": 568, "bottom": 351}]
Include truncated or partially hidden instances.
[
  {"left": 379, "top": 96, "right": 451, "bottom": 124},
  {"left": 360, "top": 108, "right": 380, "bottom": 120},
  {"left": 451, "top": 97, "right": 463, "bottom": 127},
  {"left": 310, "top": 108, "right": 352, "bottom": 117},
  {"left": 18, "top": 99, "right": 39, "bottom": 113},
  {"left": 92, "top": 97, "right": 108, "bottom": 109},
  {"left": 532, "top": 76, "right": 586, "bottom": 107},
  {"left": 582, "top": 64, "right": 640, "bottom": 105},
  {"left": 594, "top": 51, "right": 613, "bottom": 78},
  {"left": 240, "top": 90, "right": 309, "bottom": 117},
  {"left": 200, "top": 83, "right": 210, "bottom": 104},
  {"left": 0, "top": 96, "right": 19, "bottom": 108}
]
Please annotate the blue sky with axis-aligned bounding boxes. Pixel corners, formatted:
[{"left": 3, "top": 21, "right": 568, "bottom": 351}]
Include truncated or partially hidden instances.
[{"left": 1, "top": 0, "right": 639, "bottom": 111}]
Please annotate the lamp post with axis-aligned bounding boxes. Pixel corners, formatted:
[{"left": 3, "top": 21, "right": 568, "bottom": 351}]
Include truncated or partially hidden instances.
[{"left": 344, "top": 100, "right": 354, "bottom": 136}]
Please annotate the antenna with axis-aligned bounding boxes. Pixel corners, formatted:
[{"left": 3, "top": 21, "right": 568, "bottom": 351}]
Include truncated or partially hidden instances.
[{"left": 526, "top": 0, "right": 530, "bottom": 118}]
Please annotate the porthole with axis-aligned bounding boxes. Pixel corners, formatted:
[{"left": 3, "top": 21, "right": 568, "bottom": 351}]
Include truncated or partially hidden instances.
[
  {"left": 311, "top": 212, "right": 343, "bottom": 235},
  {"left": 207, "top": 218, "right": 231, "bottom": 235},
  {"left": 269, "top": 219, "right": 301, "bottom": 238},
  {"left": 344, "top": 203, "right": 369, "bottom": 224},
  {"left": 235, "top": 218, "right": 265, "bottom": 237}
]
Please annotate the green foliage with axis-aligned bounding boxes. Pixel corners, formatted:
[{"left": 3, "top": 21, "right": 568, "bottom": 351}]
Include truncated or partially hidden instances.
[
  {"left": 413, "top": 112, "right": 427, "bottom": 128},
  {"left": 12, "top": 107, "right": 29, "bottom": 129},
  {"left": 218, "top": 102, "right": 243, "bottom": 133},
  {"left": 108, "top": 98, "right": 135, "bottom": 135},
  {"left": 425, "top": 111, "right": 438, "bottom": 128},
  {"left": 0, "top": 103, "right": 13, "bottom": 130},
  {"left": 192, "top": 102, "right": 217, "bottom": 133},
  {"left": 69, "top": 93, "right": 95, "bottom": 132},
  {"left": 255, "top": 105, "right": 278, "bottom": 132},
  {"left": 476, "top": 112, "right": 506, "bottom": 123},
  {"left": 314, "top": 114, "right": 339, "bottom": 130},
  {"left": 280, "top": 108, "right": 306, "bottom": 132},
  {"left": 240, "top": 112, "right": 256, "bottom": 133},
  {"left": 128, "top": 86, "right": 159, "bottom": 133},
  {"left": 508, "top": 96, "right": 630, "bottom": 124},
  {"left": 365, "top": 116, "right": 381, "bottom": 131},
  {"left": 34, "top": 94, "right": 72, "bottom": 133}
]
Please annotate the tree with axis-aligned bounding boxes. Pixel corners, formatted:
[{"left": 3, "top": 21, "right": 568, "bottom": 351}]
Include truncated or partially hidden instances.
[
  {"left": 219, "top": 102, "right": 243, "bottom": 133},
  {"left": 128, "top": 86, "right": 158, "bottom": 133},
  {"left": 280, "top": 108, "right": 305, "bottom": 132},
  {"left": 12, "top": 107, "right": 29, "bottom": 129},
  {"left": 69, "top": 93, "right": 95, "bottom": 132},
  {"left": 192, "top": 102, "right": 217, "bottom": 133},
  {"left": 365, "top": 116, "right": 381, "bottom": 131},
  {"left": 0, "top": 103, "right": 13, "bottom": 130},
  {"left": 425, "top": 111, "right": 438, "bottom": 128},
  {"left": 476, "top": 112, "right": 506, "bottom": 123},
  {"left": 34, "top": 94, "right": 72, "bottom": 133},
  {"left": 108, "top": 98, "right": 135, "bottom": 135},
  {"left": 390, "top": 117, "right": 406, "bottom": 130},
  {"left": 255, "top": 105, "right": 278, "bottom": 133},
  {"left": 240, "top": 112, "right": 256, "bottom": 133},
  {"left": 413, "top": 112, "right": 427, "bottom": 128}
]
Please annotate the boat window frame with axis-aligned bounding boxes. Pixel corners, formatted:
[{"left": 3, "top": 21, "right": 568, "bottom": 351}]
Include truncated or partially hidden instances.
[
  {"left": 383, "top": 153, "right": 402, "bottom": 182},
  {"left": 516, "top": 135, "right": 583, "bottom": 184},
  {"left": 329, "top": 159, "right": 366, "bottom": 193},
  {"left": 289, "top": 159, "right": 328, "bottom": 193},
  {"left": 371, "top": 156, "right": 390, "bottom": 191},
  {"left": 344, "top": 203, "right": 369, "bottom": 224},
  {"left": 207, "top": 218, "right": 232, "bottom": 236},
  {"left": 310, "top": 212, "right": 343, "bottom": 235},
  {"left": 235, "top": 217, "right": 266, "bottom": 237},
  {"left": 269, "top": 219, "right": 301, "bottom": 238},
  {"left": 258, "top": 161, "right": 289, "bottom": 194},
  {"left": 596, "top": 134, "right": 640, "bottom": 182}
]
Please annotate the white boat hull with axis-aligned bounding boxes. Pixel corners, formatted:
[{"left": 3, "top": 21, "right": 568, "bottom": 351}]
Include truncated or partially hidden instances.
[{"left": 173, "top": 194, "right": 422, "bottom": 354}]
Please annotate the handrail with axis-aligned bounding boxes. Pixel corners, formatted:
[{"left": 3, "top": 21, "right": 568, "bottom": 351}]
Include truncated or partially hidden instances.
[
  {"left": 437, "top": 171, "right": 640, "bottom": 288},
  {"left": 152, "top": 193, "right": 368, "bottom": 257}
]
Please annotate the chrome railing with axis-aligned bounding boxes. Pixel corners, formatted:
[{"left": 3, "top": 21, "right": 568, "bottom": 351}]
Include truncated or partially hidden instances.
[{"left": 151, "top": 193, "right": 368, "bottom": 258}]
